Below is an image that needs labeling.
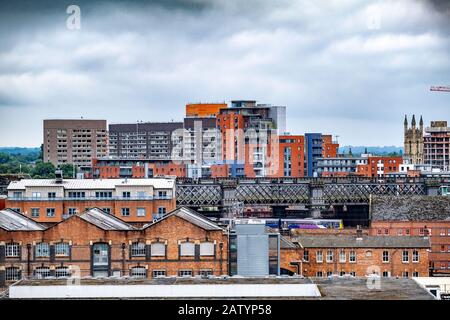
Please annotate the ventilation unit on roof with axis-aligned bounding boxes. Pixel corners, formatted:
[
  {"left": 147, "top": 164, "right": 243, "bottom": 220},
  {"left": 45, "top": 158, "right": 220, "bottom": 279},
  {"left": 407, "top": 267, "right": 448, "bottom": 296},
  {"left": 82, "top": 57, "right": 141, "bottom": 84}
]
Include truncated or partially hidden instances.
[{"left": 55, "top": 170, "right": 63, "bottom": 183}]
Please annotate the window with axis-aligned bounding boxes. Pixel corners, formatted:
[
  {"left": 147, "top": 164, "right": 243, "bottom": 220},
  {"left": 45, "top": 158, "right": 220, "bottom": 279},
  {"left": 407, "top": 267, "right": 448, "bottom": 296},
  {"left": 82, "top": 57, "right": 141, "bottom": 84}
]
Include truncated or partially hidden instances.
[
  {"left": 32, "top": 192, "right": 41, "bottom": 198},
  {"left": 199, "top": 269, "right": 213, "bottom": 276},
  {"left": 95, "top": 191, "right": 112, "bottom": 199},
  {"left": 137, "top": 191, "right": 146, "bottom": 199},
  {"left": 402, "top": 250, "right": 409, "bottom": 263},
  {"left": 131, "top": 242, "right": 146, "bottom": 257},
  {"left": 384, "top": 228, "right": 389, "bottom": 235},
  {"left": 130, "top": 266, "right": 147, "bottom": 278},
  {"left": 5, "top": 242, "right": 20, "bottom": 257},
  {"left": 349, "top": 271, "right": 356, "bottom": 277},
  {"left": 405, "top": 229, "right": 410, "bottom": 236},
  {"left": 397, "top": 229, "right": 403, "bottom": 236},
  {"left": 440, "top": 229, "right": 446, "bottom": 236},
  {"left": 122, "top": 191, "right": 131, "bottom": 198},
  {"left": 152, "top": 270, "right": 166, "bottom": 278},
  {"left": 34, "top": 267, "right": 51, "bottom": 279},
  {"left": 377, "top": 229, "right": 382, "bottom": 235},
  {"left": 13, "top": 191, "right": 23, "bottom": 198},
  {"left": 339, "top": 250, "right": 346, "bottom": 263},
  {"left": 326, "top": 250, "right": 334, "bottom": 263},
  {"left": 35, "top": 243, "right": 50, "bottom": 257},
  {"left": 157, "top": 191, "right": 167, "bottom": 198},
  {"left": 339, "top": 271, "right": 345, "bottom": 276},
  {"left": 68, "top": 208, "right": 77, "bottom": 216},
  {"left": 382, "top": 271, "right": 389, "bottom": 277},
  {"left": 55, "top": 242, "right": 70, "bottom": 256},
  {"left": 5, "top": 267, "right": 21, "bottom": 281},
  {"left": 303, "top": 250, "right": 309, "bottom": 262},
  {"left": 349, "top": 250, "right": 356, "bottom": 263},
  {"left": 419, "top": 228, "right": 425, "bottom": 236},
  {"left": 412, "top": 250, "right": 419, "bottom": 263},
  {"left": 46, "top": 208, "right": 55, "bottom": 217},
  {"left": 200, "top": 242, "right": 214, "bottom": 256},
  {"left": 382, "top": 251, "right": 389, "bottom": 263},
  {"left": 180, "top": 242, "right": 195, "bottom": 256},
  {"left": 48, "top": 192, "right": 56, "bottom": 199},
  {"left": 402, "top": 271, "right": 409, "bottom": 278},
  {"left": 158, "top": 207, "right": 166, "bottom": 215},
  {"left": 413, "top": 271, "right": 419, "bottom": 277},
  {"left": 55, "top": 266, "right": 71, "bottom": 278},
  {"left": 178, "top": 269, "right": 193, "bottom": 277},
  {"left": 102, "top": 208, "right": 111, "bottom": 214},
  {"left": 326, "top": 271, "right": 333, "bottom": 277},
  {"left": 316, "top": 271, "right": 323, "bottom": 277},
  {"left": 68, "top": 191, "right": 85, "bottom": 198},
  {"left": 121, "top": 208, "right": 130, "bottom": 216},
  {"left": 151, "top": 242, "right": 166, "bottom": 257},
  {"left": 31, "top": 208, "right": 40, "bottom": 217},
  {"left": 316, "top": 250, "right": 323, "bottom": 263},
  {"left": 137, "top": 207, "right": 146, "bottom": 217}
]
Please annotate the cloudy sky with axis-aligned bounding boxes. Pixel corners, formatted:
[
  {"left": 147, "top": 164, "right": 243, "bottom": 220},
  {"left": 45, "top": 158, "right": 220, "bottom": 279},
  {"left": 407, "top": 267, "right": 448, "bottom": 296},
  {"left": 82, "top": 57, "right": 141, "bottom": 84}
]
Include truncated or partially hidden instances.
[{"left": 0, "top": 0, "right": 449, "bottom": 147}]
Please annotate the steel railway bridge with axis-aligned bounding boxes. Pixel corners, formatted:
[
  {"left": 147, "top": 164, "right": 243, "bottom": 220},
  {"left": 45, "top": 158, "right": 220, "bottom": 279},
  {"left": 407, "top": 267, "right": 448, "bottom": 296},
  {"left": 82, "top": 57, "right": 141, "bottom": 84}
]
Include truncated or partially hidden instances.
[{"left": 176, "top": 177, "right": 448, "bottom": 226}]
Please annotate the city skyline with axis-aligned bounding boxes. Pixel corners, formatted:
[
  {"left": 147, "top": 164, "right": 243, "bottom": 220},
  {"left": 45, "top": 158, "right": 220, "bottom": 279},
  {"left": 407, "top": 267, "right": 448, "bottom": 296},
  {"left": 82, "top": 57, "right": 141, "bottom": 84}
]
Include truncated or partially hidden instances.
[{"left": 0, "top": 0, "right": 450, "bottom": 147}]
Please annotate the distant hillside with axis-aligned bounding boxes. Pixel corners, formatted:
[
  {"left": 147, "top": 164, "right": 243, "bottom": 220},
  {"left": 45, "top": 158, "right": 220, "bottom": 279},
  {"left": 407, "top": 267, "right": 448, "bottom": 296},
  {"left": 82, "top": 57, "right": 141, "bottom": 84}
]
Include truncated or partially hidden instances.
[
  {"left": 0, "top": 147, "right": 40, "bottom": 155},
  {"left": 339, "top": 146, "right": 403, "bottom": 156}
]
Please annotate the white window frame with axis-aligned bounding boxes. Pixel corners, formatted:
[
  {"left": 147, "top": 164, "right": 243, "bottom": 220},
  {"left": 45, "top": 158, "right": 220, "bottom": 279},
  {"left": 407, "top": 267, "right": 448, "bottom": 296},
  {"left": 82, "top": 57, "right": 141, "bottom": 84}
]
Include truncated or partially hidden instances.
[
  {"left": 5, "top": 267, "right": 21, "bottom": 281},
  {"left": 349, "top": 250, "right": 356, "bottom": 263},
  {"left": 326, "top": 250, "right": 334, "bottom": 263},
  {"left": 412, "top": 250, "right": 419, "bottom": 263},
  {"left": 199, "top": 242, "right": 214, "bottom": 256},
  {"left": 6, "top": 242, "right": 20, "bottom": 257},
  {"left": 316, "top": 250, "right": 323, "bottom": 263},
  {"left": 339, "top": 250, "right": 346, "bottom": 263},
  {"left": 130, "top": 266, "right": 147, "bottom": 278},
  {"left": 152, "top": 269, "right": 166, "bottom": 278},
  {"left": 137, "top": 207, "right": 146, "bottom": 217},
  {"left": 35, "top": 243, "right": 50, "bottom": 257},
  {"left": 55, "top": 266, "right": 71, "bottom": 278},
  {"left": 131, "top": 242, "right": 146, "bottom": 257},
  {"left": 178, "top": 269, "right": 193, "bottom": 277},
  {"left": 31, "top": 208, "right": 40, "bottom": 217},
  {"left": 34, "top": 267, "right": 51, "bottom": 279},
  {"left": 402, "top": 250, "right": 409, "bottom": 263},
  {"left": 55, "top": 242, "right": 70, "bottom": 257},
  {"left": 382, "top": 250, "right": 389, "bottom": 263}
]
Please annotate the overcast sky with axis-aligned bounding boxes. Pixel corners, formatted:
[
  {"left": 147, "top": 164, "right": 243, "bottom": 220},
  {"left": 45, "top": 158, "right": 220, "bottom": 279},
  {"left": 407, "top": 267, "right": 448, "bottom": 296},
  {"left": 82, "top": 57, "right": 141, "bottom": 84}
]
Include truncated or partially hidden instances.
[{"left": 0, "top": 0, "right": 449, "bottom": 147}]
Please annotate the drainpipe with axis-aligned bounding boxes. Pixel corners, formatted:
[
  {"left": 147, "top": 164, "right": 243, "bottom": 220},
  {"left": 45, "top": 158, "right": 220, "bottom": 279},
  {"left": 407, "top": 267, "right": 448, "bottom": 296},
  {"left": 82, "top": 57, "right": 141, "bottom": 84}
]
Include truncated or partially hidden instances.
[
  {"left": 121, "top": 243, "right": 126, "bottom": 276},
  {"left": 26, "top": 244, "right": 31, "bottom": 279},
  {"left": 219, "top": 242, "right": 224, "bottom": 275}
]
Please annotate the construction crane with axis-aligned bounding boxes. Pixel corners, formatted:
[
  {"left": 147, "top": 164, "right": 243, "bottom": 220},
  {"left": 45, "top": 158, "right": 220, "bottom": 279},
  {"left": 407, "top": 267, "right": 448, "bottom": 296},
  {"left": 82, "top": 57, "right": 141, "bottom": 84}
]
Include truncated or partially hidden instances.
[{"left": 430, "top": 85, "right": 450, "bottom": 92}]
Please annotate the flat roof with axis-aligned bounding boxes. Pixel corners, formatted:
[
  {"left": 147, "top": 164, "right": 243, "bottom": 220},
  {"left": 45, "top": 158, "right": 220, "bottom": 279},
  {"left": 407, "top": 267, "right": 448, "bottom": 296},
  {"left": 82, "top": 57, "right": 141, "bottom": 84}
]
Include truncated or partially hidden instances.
[{"left": 7, "top": 178, "right": 175, "bottom": 190}]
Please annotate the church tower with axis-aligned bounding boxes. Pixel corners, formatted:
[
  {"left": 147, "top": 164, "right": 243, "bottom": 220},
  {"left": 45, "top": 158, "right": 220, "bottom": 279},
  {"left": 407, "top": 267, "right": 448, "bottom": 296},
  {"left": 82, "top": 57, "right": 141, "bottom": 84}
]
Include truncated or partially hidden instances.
[{"left": 404, "top": 114, "right": 424, "bottom": 164}]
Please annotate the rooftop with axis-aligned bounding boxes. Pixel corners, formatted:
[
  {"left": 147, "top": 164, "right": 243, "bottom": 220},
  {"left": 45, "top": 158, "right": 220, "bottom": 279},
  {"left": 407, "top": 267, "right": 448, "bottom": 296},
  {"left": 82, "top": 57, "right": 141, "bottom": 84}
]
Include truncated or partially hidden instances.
[
  {"left": 371, "top": 195, "right": 450, "bottom": 221},
  {"left": 0, "top": 208, "right": 46, "bottom": 231},
  {"left": 143, "top": 207, "right": 224, "bottom": 231},
  {"left": 291, "top": 235, "right": 430, "bottom": 248},
  {"left": 78, "top": 208, "right": 135, "bottom": 231},
  {"left": 7, "top": 178, "right": 175, "bottom": 190}
]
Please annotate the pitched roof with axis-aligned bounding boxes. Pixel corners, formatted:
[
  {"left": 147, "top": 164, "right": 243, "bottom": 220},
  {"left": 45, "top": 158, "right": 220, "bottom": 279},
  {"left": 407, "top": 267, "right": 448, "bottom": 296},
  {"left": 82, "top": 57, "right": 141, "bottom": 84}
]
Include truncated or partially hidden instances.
[
  {"left": 371, "top": 195, "right": 450, "bottom": 221},
  {"left": 292, "top": 235, "right": 430, "bottom": 248},
  {"left": 280, "top": 236, "right": 297, "bottom": 249},
  {"left": 78, "top": 208, "right": 135, "bottom": 231},
  {"left": 7, "top": 178, "right": 175, "bottom": 190},
  {"left": 143, "top": 207, "right": 224, "bottom": 231},
  {"left": 0, "top": 209, "right": 46, "bottom": 231}
]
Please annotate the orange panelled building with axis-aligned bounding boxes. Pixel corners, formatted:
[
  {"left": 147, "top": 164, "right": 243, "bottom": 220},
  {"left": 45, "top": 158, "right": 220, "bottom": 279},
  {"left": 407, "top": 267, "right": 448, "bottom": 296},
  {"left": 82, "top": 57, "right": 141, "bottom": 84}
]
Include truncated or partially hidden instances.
[
  {"left": 322, "top": 135, "right": 339, "bottom": 158},
  {"left": 186, "top": 103, "right": 227, "bottom": 118},
  {"left": 268, "top": 135, "right": 305, "bottom": 178}
]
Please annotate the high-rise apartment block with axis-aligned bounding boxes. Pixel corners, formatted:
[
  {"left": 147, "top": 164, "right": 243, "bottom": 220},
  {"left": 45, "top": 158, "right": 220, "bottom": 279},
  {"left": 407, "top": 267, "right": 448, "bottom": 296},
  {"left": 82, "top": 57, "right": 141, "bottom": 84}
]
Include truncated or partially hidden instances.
[
  {"left": 43, "top": 119, "right": 108, "bottom": 169},
  {"left": 108, "top": 122, "right": 183, "bottom": 159},
  {"left": 424, "top": 121, "right": 450, "bottom": 170}
]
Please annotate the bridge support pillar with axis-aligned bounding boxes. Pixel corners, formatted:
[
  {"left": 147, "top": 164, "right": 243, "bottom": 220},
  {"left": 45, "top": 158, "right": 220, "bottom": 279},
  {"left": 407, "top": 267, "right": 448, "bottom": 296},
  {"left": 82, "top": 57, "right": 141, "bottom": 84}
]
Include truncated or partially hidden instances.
[{"left": 309, "top": 181, "right": 325, "bottom": 218}]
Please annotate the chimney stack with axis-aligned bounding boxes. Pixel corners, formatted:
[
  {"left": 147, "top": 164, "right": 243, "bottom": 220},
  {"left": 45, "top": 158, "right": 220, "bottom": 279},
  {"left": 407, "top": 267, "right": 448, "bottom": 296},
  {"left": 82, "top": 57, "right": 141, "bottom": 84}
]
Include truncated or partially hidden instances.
[{"left": 356, "top": 225, "right": 363, "bottom": 240}]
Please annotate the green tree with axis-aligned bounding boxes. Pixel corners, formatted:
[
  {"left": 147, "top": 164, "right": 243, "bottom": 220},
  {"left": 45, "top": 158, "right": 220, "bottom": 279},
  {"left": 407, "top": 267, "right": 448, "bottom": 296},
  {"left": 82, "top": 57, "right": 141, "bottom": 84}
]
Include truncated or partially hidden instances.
[
  {"left": 60, "top": 163, "right": 77, "bottom": 178},
  {"left": 31, "top": 161, "right": 56, "bottom": 178}
]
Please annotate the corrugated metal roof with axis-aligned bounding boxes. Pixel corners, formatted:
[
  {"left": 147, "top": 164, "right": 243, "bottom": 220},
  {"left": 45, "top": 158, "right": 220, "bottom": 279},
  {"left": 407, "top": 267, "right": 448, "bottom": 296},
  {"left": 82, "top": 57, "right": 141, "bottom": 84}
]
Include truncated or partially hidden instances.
[
  {"left": 143, "top": 207, "right": 224, "bottom": 231},
  {"left": 79, "top": 208, "right": 135, "bottom": 231},
  {"left": 7, "top": 178, "right": 175, "bottom": 190},
  {"left": 293, "top": 235, "right": 430, "bottom": 248},
  {"left": 0, "top": 209, "right": 46, "bottom": 231}
]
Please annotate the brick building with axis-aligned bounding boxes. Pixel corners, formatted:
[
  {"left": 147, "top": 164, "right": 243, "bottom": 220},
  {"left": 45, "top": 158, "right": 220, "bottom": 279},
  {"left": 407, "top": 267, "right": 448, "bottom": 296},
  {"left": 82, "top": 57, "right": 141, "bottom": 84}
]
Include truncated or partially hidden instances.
[
  {"left": 267, "top": 135, "right": 304, "bottom": 178},
  {"left": 5, "top": 178, "right": 176, "bottom": 223},
  {"left": 43, "top": 119, "right": 108, "bottom": 169},
  {"left": 280, "top": 234, "right": 430, "bottom": 278},
  {"left": 0, "top": 207, "right": 228, "bottom": 286},
  {"left": 423, "top": 120, "right": 450, "bottom": 170},
  {"left": 370, "top": 195, "right": 450, "bottom": 275},
  {"left": 356, "top": 156, "right": 403, "bottom": 177}
]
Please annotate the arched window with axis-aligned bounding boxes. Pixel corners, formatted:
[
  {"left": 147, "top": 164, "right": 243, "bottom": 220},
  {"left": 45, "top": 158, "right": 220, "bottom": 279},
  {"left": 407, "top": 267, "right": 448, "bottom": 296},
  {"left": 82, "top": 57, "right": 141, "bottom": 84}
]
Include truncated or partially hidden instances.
[
  {"left": 151, "top": 242, "right": 165, "bottom": 257},
  {"left": 34, "top": 266, "right": 51, "bottom": 279},
  {"left": 5, "top": 267, "right": 21, "bottom": 281},
  {"left": 180, "top": 242, "right": 195, "bottom": 256},
  {"left": 130, "top": 266, "right": 146, "bottom": 278},
  {"left": 55, "top": 266, "right": 71, "bottom": 278},
  {"left": 200, "top": 242, "right": 214, "bottom": 256},
  {"left": 131, "top": 242, "right": 146, "bottom": 257},
  {"left": 35, "top": 243, "right": 50, "bottom": 257}
]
